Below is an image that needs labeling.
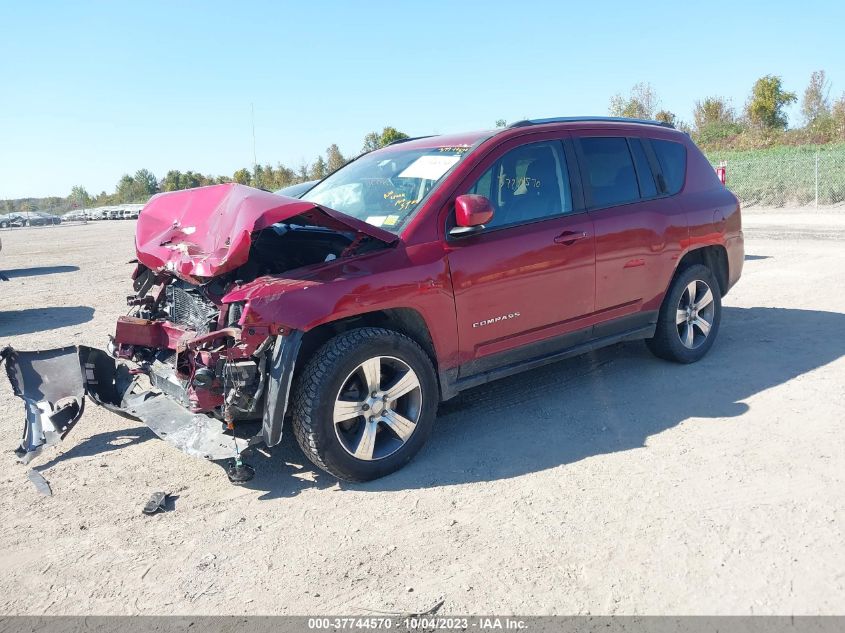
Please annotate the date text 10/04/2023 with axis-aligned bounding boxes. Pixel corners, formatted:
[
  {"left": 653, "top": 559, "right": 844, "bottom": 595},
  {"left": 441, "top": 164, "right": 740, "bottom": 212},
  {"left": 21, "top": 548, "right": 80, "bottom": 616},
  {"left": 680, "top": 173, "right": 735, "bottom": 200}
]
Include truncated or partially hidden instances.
[{"left": 307, "top": 616, "right": 528, "bottom": 630}]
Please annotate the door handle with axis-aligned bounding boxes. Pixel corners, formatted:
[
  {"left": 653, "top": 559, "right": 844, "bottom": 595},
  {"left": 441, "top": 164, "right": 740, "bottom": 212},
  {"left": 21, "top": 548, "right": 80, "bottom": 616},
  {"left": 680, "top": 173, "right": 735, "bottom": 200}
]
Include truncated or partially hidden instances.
[{"left": 554, "top": 230, "right": 588, "bottom": 245}]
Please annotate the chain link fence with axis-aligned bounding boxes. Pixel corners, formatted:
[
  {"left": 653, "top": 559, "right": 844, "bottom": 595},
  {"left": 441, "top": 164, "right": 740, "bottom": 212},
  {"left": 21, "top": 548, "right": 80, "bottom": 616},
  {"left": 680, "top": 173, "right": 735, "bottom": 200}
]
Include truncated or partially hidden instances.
[{"left": 709, "top": 149, "right": 845, "bottom": 208}]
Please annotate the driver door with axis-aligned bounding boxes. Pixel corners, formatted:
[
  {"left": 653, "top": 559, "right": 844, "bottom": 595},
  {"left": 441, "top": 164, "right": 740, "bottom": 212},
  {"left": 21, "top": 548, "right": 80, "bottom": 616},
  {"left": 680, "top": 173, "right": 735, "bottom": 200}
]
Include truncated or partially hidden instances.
[{"left": 445, "top": 137, "right": 596, "bottom": 377}]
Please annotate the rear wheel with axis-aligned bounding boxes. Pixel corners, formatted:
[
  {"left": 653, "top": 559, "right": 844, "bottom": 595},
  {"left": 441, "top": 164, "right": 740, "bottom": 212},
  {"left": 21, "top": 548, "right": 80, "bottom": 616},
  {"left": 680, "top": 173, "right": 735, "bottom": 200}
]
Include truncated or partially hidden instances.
[
  {"left": 646, "top": 264, "right": 721, "bottom": 363},
  {"left": 291, "top": 327, "right": 438, "bottom": 482}
]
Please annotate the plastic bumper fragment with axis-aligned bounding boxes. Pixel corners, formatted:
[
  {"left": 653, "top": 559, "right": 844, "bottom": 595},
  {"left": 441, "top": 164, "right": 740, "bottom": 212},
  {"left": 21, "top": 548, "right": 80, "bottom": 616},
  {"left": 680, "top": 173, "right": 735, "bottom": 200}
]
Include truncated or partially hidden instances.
[{"left": 1, "top": 345, "right": 258, "bottom": 464}]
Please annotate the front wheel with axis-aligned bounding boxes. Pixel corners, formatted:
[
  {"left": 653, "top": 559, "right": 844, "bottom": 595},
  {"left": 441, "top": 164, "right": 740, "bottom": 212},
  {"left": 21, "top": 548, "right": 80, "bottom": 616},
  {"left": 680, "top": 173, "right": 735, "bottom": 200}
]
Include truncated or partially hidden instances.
[
  {"left": 291, "top": 327, "right": 438, "bottom": 482},
  {"left": 646, "top": 264, "right": 722, "bottom": 363}
]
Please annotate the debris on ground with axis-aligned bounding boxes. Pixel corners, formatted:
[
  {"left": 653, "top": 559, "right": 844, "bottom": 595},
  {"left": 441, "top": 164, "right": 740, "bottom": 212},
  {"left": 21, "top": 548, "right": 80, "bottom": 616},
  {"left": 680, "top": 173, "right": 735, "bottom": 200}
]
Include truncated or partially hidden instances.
[
  {"left": 142, "top": 491, "right": 168, "bottom": 515},
  {"left": 26, "top": 469, "right": 52, "bottom": 496}
]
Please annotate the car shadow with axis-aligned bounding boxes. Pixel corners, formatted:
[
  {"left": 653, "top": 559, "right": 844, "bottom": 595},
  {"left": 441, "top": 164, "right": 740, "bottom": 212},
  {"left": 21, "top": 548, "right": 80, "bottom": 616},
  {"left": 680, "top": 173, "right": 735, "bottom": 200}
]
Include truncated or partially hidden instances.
[
  {"left": 744, "top": 254, "right": 771, "bottom": 261},
  {"left": 1, "top": 265, "right": 79, "bottom": 279},
  {"left": 240, "top": 306, "right": 845, "bottom": 498},
  {"left": 0, "top": 306, "right": 94, "bottom": 336},
  {"left": 36, "top": 427, "right": 152, "bottom": 470}
]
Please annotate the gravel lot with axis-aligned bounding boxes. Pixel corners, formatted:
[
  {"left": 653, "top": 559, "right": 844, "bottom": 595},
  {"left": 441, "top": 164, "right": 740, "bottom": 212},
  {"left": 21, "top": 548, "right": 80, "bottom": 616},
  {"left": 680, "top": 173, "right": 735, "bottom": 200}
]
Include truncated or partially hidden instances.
[{"left": 0, "top": 210, "right": 843, "bottom": 616}]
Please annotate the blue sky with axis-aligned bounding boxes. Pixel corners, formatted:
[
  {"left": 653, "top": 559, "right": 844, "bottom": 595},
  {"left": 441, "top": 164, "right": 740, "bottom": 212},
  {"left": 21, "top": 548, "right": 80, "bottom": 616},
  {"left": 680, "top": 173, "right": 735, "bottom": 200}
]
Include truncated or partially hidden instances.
[{"left": 1, "top": 0, "right": 843, "bottom": 199}]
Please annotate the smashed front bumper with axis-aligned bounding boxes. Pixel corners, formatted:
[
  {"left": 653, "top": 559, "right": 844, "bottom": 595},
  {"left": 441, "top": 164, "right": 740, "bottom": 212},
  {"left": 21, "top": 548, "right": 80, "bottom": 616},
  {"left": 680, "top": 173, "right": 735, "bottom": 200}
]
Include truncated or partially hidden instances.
[{"left": 1, "top": 345, "right": 258, "bottom": 464}]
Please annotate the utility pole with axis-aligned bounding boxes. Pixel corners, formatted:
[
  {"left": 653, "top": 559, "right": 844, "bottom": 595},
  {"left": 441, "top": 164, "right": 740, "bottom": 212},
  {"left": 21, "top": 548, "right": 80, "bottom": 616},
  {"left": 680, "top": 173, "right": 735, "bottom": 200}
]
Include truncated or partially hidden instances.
[{"left": 251, "top": 102, "right": 257, "bottom": 170}]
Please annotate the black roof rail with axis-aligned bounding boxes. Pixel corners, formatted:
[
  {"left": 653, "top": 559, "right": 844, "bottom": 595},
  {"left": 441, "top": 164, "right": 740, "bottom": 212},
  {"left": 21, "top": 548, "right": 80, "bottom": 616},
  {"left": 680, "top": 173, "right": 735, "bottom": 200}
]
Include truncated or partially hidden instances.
[
  {"left": 507, "top": 116, "right": 674, "bottom": 129},
  {"left": 385, "top": 135, "right": 435, "bottom": 146}
]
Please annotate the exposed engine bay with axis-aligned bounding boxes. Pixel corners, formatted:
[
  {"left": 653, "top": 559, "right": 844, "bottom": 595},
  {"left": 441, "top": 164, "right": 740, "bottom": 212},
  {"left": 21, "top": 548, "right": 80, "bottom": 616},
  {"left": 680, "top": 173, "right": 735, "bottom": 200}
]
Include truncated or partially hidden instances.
[{"left": 134, "top": 223, "right": 359, "bottom": 334}]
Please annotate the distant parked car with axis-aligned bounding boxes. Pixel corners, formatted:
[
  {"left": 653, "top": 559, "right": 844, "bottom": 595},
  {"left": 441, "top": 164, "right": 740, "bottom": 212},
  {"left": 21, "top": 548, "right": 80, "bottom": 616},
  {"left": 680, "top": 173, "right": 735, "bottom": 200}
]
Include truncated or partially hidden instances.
[
  {"left": 275, "top": 180, "right": 318, "bottom": 198},
  {"left": 0, "top": 212, "right": 58, "bottom": 227},
  {"left": 0, "top": 213, "right": 26, "bottom": 227},
  {"left": 31, "top": 212, "right": 61, "bottom": 225}
]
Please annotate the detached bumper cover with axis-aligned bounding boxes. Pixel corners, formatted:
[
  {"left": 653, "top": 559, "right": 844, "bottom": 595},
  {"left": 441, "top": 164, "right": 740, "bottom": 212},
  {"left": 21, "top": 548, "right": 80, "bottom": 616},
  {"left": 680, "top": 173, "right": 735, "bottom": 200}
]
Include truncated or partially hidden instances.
[
  {"left": 2, "top": 346, "right": 87, "bottom": 464},
  {"left": 1, "top": 345, "right": 257, "bottom": 463}
]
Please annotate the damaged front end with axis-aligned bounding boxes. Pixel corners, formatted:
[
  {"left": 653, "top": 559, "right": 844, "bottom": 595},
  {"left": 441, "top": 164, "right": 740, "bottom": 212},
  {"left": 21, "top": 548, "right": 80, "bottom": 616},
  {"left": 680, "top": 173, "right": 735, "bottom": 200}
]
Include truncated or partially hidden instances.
[
  {"left": 2, "top": 279, "right": 302, "bottom": 473},
  {"left": 2, "top": 184, "right": 394, "bottom": 479}
]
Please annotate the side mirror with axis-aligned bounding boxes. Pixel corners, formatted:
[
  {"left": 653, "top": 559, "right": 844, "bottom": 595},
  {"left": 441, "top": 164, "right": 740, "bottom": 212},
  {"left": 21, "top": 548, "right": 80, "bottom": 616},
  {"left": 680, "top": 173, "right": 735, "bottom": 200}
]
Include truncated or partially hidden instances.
[{"left": 449, "top": 194, "right": 494, "bottom": 237}]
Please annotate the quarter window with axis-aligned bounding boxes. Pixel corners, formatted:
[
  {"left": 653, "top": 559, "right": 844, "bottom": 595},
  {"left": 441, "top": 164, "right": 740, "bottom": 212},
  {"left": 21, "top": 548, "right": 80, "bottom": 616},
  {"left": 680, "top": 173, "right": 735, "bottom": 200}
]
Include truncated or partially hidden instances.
[
  {"left": 579, "top": 137, "right": 640, "bottom": 208},
  {"left": 467, "top": 141, "right": 572, "bottom": 229},
  {"left": 651, "top": 139, "right": 687, "bottom": 195}
]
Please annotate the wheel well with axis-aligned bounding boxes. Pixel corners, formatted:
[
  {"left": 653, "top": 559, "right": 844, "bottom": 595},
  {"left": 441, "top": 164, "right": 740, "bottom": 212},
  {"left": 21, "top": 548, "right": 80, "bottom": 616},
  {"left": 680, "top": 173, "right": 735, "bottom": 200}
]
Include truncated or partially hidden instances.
[
  {"left": 676, "top": 245, "right": 729, "bottom": 296},
  {"left": 295, "top": 308, "right": 438, "bottom": 378}
]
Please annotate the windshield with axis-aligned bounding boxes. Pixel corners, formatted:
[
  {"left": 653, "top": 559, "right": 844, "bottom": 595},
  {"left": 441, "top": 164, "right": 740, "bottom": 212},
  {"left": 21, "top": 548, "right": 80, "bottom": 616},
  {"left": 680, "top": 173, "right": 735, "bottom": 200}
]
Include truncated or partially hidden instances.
[{"left": 302, "top": 145, "right": 470, "bottom": 233}]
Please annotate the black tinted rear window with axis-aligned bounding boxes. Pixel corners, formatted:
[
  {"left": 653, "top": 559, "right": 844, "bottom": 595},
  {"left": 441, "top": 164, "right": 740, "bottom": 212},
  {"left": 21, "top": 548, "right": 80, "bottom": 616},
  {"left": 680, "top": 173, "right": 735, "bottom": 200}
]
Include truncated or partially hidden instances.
[
  {"left": 651, "top": 139, "right": 687, "bottom": 195},
  {"left": 579, "top": 137, "right": 639, "bottom": 208}
]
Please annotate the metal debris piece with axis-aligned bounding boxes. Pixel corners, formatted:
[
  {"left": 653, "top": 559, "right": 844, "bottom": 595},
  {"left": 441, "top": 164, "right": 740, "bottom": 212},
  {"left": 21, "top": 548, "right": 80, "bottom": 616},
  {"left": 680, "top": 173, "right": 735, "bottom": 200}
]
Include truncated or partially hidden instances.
[
  {"left": 142, "top": 491, "right": 168, "bottom": 515},
  {"left": 27, "top": 469, "right": 52, "bottom": 496},
  {"left": 128, "top": 395, "right": 256, "bottom": 460}
]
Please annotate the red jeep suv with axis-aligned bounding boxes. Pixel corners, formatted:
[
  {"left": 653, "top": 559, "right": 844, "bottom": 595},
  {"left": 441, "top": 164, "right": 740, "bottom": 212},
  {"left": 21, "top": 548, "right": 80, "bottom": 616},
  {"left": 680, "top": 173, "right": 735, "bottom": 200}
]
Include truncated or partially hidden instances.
[{"left": 4, "top": 116, "right": 743, "bottom": 484}]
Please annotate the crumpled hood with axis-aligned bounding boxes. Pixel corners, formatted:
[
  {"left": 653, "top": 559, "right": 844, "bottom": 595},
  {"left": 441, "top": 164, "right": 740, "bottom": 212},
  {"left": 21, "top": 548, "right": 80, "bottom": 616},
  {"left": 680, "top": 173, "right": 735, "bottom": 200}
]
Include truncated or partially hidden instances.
[{"left": 135, "top": 183, "right": 397, "bottom": 283}]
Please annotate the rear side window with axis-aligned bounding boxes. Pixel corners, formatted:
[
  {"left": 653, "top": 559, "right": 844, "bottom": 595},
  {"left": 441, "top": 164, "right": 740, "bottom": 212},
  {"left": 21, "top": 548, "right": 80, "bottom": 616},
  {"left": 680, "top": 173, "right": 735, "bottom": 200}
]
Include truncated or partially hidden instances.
[
  {"left": 651, "top": 139, "right": 687, "bottom": 195},
  {"left": 579, "top": 137, "right": 639, "bottom": 208},
  {"left": 628, "top": 138, "right": 658, "bottom": 198}
]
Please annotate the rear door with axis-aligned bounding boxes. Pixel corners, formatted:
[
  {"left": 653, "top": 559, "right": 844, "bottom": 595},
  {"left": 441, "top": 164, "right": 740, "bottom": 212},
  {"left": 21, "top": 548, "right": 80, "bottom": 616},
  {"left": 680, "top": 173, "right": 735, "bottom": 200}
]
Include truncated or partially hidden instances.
[
  {"left": 445, "top": 136, "right": 596, "bottom": 375},
  {"left": 573, "top": 133, "right": 686, "bottom": 334}
]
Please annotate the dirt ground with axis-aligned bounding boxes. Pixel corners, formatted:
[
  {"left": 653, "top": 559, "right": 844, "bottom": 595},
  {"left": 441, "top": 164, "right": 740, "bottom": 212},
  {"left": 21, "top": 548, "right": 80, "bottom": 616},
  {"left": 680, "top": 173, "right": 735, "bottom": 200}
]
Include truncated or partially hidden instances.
[{"left": 0, "top": 210, "right": 843, "bottom": 616}]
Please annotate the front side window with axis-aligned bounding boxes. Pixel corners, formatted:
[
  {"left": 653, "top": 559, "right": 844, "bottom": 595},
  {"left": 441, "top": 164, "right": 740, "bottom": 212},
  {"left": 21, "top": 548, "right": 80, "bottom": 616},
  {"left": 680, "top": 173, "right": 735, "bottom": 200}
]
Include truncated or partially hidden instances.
[
  {"left": 303, "top": 146, "right": 470, "bottom": 233},
  {"left": 579, "top": 137, "right": 640, "bottom": 208},
  {"left": 651, "top": 139, "right": 687, "bottom": 195},
  {"left": 467, "top": 141, "right": 572, "bottom": 229}
]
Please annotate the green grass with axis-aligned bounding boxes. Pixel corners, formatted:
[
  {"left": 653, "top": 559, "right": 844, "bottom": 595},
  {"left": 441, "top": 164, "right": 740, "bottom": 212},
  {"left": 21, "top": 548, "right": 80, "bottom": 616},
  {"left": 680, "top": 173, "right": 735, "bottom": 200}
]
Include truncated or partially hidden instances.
[{"left": 705, "top": 143, "right": 845, "bottom": 206}]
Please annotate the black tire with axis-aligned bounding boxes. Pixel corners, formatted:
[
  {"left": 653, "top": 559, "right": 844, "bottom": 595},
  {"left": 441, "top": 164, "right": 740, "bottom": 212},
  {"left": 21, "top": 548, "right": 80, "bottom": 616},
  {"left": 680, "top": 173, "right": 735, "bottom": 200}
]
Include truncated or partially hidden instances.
[
  {"left": 291, "top": 327, "right": 438, "bottom": 482},
  {"left": 646, "top": 264, "right": 722, "bottom": 363},
  {"left": 0, "top": 222, "right": 7, "bottom": 229}
]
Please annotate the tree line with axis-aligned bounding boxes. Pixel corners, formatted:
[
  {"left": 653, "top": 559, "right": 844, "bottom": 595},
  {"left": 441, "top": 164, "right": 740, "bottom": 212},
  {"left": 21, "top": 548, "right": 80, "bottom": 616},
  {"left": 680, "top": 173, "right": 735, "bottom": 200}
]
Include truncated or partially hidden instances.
[
  {"left": 600, "top": 70, "right": 844, "bottom": 150},
  {"left": 1, "top": 126, "right": 409, "bottom": 216},
  {"left": 3, "top": 70, "right": 844, "bottom": 215}
]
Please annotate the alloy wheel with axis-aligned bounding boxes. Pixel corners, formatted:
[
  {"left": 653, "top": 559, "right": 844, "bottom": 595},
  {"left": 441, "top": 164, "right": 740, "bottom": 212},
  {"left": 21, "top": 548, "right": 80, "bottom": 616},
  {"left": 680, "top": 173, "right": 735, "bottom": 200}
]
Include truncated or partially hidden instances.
[
  {"left": 332, "top": 356, "right": 423, "bottom": 461},
  {"left": 675, "top": 279, "right": 715, "bottom": 349}
]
